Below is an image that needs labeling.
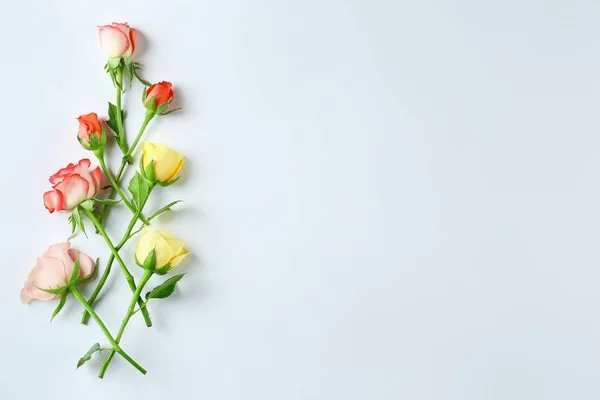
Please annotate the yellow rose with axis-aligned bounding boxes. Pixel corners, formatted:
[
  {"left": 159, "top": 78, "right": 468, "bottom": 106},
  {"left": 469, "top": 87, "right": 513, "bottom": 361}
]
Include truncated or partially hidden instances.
[
  {"left": 142, "top": 142, "right": 185, "bottom": 183},
  {"left": 135, "top": 229, "right": 189, "bottom": 273}
]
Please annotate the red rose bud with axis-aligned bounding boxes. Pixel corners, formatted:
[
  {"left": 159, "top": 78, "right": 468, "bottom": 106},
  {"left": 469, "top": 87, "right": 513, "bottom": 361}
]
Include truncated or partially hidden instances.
[
  {"left": 144, "top": 81, "right": 174, "bottom": 114},
  {"left": 77, "top": 112, "right": 106, "bottom": 150}
]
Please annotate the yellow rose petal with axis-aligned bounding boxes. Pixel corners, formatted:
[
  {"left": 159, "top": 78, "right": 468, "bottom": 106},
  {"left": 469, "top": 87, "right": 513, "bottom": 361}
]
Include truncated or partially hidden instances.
[
  {"left": 136, "top": 229, "right": 173, "bottom": 270},
  {"left": 157, "top": 230, "right": 185, "bottom": 257},
  {"left": 169, "top": 248, "right": 190, "bottom": 270}
]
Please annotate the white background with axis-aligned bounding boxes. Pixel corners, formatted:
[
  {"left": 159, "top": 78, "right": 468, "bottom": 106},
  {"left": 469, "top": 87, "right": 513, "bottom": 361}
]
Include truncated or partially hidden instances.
[{"left": 2, "top": 0, "right": 600, "bottom": 399}]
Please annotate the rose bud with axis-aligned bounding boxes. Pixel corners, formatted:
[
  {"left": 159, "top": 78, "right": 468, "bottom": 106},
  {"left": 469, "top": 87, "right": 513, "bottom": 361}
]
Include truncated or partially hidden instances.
[
  {"left": 144, "top": 81, "right": 174, "bottom": 114},
  {"left": 98, "top": 22, "right": 137, "bottom": 58},
  {"left": 141, "top": 142, "right": 184, "bottom": 184},
  {"left": 20, "top": 243, "right": 95, "bottom": 304},
  {"left": 43, "top": 159, "right": 102, "bottom": 213},
  {"left": 77, "top": 112, "right": 106, "bottom": 150},
  {"left": 135, "top": 229, "right": 189, "bottom": 274}
]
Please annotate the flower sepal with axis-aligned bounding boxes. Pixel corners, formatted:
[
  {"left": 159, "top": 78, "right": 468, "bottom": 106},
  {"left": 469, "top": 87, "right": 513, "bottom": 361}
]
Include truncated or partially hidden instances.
[
  {"left": 137, "top": 248, "right": 157, "bottom": 271},
  {"left": 78, "top": 127, "right": 108, "bottom": 152},
  {"left": 104, "top": 58, "right": 124, "bottom": 89}
]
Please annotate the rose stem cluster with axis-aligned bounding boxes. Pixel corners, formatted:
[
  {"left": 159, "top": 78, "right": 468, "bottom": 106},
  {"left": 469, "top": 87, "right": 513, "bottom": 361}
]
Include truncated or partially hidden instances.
[{"left": 27, "top": 22, "right": 189, "bottom": 378}]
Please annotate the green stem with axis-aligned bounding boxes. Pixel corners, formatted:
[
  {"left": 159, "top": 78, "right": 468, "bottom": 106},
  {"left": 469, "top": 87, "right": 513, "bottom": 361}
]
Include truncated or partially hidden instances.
[
  {"left": 81, "top": 208, "right": 152, "bottom": 327},
  {"left": 98, "top": 269, "right": 153, "bottom": 378},
  {"left": 97, "top": 159, "right": 127, "bottom": 229},
  {"left": 96, "top": 110, "right": 154, "bottom": 227},
  {"left": 115, "top": 66, "right": 127, "bottom": 153},
  {"left": 70, "top": 287, "right": 146, "bottom": 376},
  {"left": 81, "top": 186, "right": 154, "bottom": 325},
  {"left": 126, "top": 110, "right": 154, "bottom": 158},
  {"left": 95, "top": 151, "right": 147, "bottom": 223}
]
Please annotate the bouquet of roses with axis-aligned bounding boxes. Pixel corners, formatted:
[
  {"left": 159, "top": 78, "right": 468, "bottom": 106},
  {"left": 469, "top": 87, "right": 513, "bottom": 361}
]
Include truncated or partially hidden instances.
[{"left": 20, "top": 22, "right": 190, "bottom": 378}]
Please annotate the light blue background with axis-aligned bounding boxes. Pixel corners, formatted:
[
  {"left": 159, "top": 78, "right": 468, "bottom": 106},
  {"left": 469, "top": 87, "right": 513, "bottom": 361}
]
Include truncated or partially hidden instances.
[{"left": 2, "top": 0, "right": 599, "bottom": 399}]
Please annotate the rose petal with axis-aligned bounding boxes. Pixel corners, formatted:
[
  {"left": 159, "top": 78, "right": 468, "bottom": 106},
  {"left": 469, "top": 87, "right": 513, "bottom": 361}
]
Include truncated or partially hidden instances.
[
  {"left": 43, "top": 243, "right": 74, "bottom": 273},
  {"left": 20, "top": 288, "right": 32, "bottom": 304},
  {"left": 72, "top": 164, "right": 96, "bottom": 198},
  {"left": 169, "top": 249, "right": 190, "bottom": 270},
  {"left": 157, "top": 230, "right": 186, "bottom": 257},
  {"left": 54, "top": 175, "right": 90, "bottom": 210},
  {"left": 43, "top": 190, "right": 64, "bottom": 213},
  {"left": 128, "top": 28, "right": 137, "bottom": 56},
  {"left": 112, "top": 22, "right": 135, "bottom": 57},
  {"left": 98, "top": 25, "right": 129, "bottom": 58},
  {"left": 25, "top": 257, "right": 68, "bottom": 301},
  {"left": 49, "top": 163, "right": 76, "bottom": 185},
  {"left": 91, "top": 167, "right": 102, "bottom": 193}
]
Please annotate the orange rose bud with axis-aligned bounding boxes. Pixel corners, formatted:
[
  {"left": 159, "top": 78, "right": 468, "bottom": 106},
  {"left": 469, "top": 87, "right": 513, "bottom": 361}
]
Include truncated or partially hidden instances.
[
  {"left": 144, "top": 81, "right": 174, "bottom": 114},
  {"left": 77, "top": 113, "right": 106, "bottom": 150}
]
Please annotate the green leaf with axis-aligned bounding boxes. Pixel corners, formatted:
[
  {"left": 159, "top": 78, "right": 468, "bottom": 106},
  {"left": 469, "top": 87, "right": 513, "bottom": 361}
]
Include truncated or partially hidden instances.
[
  {"left": 107, "top": 102, "right": 119, "bottom": 134},
  {"left": 68, "top": 259, "right": 80, "bottom": 285},
  {"left": 142, "top": 249, "right": 157, "bottom": 270},
  {"left": 145, "top": 273, "right": 186, "bottom": 300},
  {"left": 50, "top": 295, "right": 67, "bottom": 322},
  {"left": 72, "top": 208, "right": 87, "bottom": 237},
  {"left": 94, "top": 198, "right": 121, "bottom": 206},
  {"left": 149, "top": 200, "right": 183, "bottom": 221},
  {"left": 128, "top": 172, "right": 150, "bottom": 209},
  {"left": 76, "top": 343, "right": 102, "bottom": 369}
]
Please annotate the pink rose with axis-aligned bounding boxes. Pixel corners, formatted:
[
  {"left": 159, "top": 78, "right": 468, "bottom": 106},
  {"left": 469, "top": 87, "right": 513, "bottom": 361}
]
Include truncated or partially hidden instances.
[
  {"left": 43, "top": 159, "right": 102, "bottom": 213},
  {"left": 98, "top": 22, "right": 137, "bottom": 58},
  {"left": 20, "top": 243, "right": 95, "bottom": 304}
]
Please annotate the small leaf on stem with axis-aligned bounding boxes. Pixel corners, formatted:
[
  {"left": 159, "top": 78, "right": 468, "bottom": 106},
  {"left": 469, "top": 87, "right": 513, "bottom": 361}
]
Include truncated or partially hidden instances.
[
  {"left": 128, "top": 172, "right": 150, "bottom": 209},
  {"left": 76, "top": 343, "right": 102, "bottom": 369},
  {"left": 107, "top": 102, "right": 119, "bottom": 134},
  {"left": 149, "top": 200, "right": 183, "bottom": 221},
  {"left": 146, "top": 273, "right": 186, "bottom": 300}
]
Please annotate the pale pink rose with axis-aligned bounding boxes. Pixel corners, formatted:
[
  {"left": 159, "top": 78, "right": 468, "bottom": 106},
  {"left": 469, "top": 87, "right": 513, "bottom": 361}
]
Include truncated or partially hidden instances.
[
  {"left": 43, "top": 159, "right": 102, "bottom": 213},
  {"left": 98, "top": 22, "right": 137, "bottom": 58},
  {"left": 20, "top": 243, "right": 95, "bottom": 304}
]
